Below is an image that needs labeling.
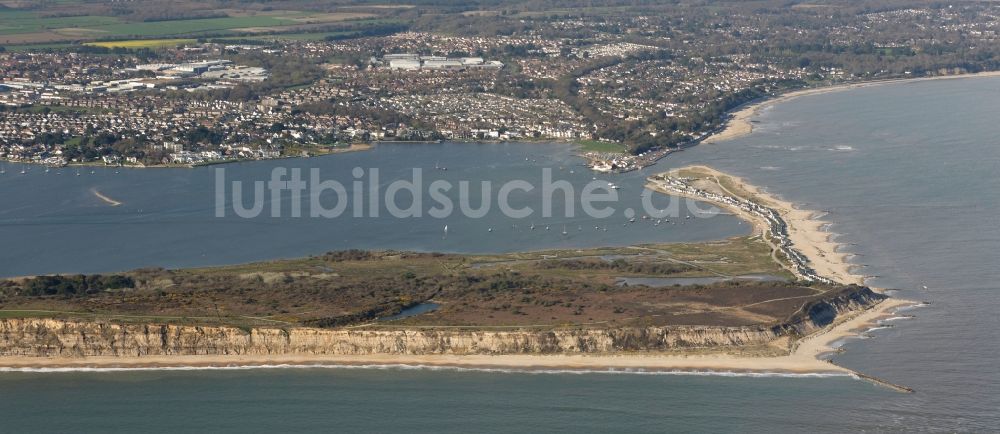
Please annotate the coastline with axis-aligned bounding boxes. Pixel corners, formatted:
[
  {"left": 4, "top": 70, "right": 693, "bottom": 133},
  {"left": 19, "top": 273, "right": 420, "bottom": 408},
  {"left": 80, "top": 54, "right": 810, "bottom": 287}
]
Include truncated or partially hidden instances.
[
  {"left": 1, "top": 143, "right": 374, "bottom": 170},
  {"left": 0, "top": 299, "right": 912, "bottom": 377},
  {"left": 703, "top": 70, "right": 1000, "bottom": 144},
  {"left": 0, "top": 164, "right": 916, "bottom": 383},
  {"left": 652, "top": 165, "right": 863, "bottom": 285}
]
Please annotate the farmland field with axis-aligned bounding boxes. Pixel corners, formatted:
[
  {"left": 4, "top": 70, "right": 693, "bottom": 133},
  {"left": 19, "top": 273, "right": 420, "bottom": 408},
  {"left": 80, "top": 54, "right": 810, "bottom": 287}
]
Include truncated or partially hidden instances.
[
  {"left": 0, "top": 7, "right": 379, "bottom": 46},
  {"left": 84, "top": 38, "right": 197, "bottom": 49},
  {"left": 0, "top": 10, "right": 122, "bottom": 35}
]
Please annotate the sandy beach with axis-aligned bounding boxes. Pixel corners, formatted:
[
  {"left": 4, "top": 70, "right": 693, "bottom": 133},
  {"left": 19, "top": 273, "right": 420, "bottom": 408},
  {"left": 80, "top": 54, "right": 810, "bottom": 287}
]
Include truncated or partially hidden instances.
[
  {"left": 703, "top": 70, "right": 1000, "bottom": 144},
  {"left": 0, "top": 298, "right": 910, "bottom": 375},
  {"left": 660, "top": 165, "right": 864, "bottom": 285}
]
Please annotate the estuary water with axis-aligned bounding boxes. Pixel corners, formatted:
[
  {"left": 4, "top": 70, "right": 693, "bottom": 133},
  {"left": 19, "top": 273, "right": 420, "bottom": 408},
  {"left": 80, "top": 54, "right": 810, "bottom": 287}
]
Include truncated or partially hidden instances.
[
  {"left": 0, "top": 142, "right": 744, "bottom": 277},
  {"left": 1, "top": 76, "right": 999, "bottom": 432}
]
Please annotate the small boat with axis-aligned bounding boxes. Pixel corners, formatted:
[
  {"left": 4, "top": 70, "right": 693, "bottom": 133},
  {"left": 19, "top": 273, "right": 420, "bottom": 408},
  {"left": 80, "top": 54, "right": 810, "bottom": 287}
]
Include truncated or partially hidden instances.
[
  {"left": 488, "top": 227, "right": 493, "bottom": 232},
  {"left": 628, "top": 217, "right": 636, "bottom": 223},
  {"left": 545, "top": 225, "right": 550, "bottom": 231},
  {"left": 530, "top": 223, "right": 536, "bottom": 230},
  {"left": 20, "top": 168, "right": 27, "bottom": 174}
]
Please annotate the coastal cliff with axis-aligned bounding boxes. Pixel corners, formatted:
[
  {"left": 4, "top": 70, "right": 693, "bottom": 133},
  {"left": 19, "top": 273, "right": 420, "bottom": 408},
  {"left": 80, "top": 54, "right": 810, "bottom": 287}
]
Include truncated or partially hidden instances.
[
  {"left": 782, "top": 285, "right": 886, "bottom": 336},
  {"left": 0, "top": 288, "right": 885, "bottom": 359}
]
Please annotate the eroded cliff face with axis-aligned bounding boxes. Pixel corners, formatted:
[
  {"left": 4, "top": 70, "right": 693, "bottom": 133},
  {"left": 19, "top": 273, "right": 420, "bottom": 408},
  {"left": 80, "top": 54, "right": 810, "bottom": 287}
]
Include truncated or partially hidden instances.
[
  {"left": 0, "top": 287, "right": 885, "bottom": 359},
  {"left": 782, "top": 286, "right": 887, "bottom": 336},
  {"left": 0, "top": 320, "right": 786, "bottom": 357}
]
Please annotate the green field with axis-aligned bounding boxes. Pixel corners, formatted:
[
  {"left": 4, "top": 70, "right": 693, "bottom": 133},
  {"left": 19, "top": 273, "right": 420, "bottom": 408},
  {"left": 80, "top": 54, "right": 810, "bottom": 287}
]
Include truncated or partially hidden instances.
[
  {"left": 3, "top": 42, "right": 76, "bottom": 51},
  {"left": 576, "top": 139, "right": 626, "bottom": 153},
  {"left": 91, "top": 16, "right": 297, "bottom": 37},
  {"left": 0, "top": 10, "right": 122, "bottom": 35},
  {"left": 84, "top": 38, "right": 196, "bottom": 49},
  {"left": 0, "top": 7, "right": 383, "bottom": 47}
]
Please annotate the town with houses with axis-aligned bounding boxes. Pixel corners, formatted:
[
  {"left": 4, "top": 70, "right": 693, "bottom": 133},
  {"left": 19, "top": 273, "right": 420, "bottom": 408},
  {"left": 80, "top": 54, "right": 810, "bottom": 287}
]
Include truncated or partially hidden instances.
[{"left": 1, "top": 2, "right": 998, "bottom": 170}]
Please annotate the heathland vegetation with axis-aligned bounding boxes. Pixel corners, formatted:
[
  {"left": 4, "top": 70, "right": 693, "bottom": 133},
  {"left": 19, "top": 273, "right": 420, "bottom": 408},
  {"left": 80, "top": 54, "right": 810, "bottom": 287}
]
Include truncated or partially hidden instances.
[{"left": 0, "top": 238, "right": 837, "bottom": 330}]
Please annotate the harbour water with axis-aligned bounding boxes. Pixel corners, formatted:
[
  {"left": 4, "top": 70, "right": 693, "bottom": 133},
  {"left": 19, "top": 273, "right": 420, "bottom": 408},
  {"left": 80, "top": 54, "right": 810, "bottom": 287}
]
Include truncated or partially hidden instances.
[
  {"left": 0, "top": 142, "right": 745, "bottom": 277},
  {"left": 1, "top": 76, "right": 999, "bottom": 431}
]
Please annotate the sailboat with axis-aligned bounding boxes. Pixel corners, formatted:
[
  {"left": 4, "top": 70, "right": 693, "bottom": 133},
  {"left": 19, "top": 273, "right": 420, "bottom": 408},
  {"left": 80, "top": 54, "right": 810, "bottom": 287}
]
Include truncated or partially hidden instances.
[
  {"left": 561, "top": 225, "right": 568, "bottom": 236},
  {"left": 443, "top": 225, "right": 448, "bottom": 238}
]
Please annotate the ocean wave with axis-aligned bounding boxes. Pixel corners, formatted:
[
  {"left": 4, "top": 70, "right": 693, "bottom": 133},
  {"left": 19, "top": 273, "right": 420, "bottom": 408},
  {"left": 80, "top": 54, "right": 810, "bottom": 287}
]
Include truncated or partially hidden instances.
[
  {"left": 895, "top": 302, "right": 930, "bottom": 313},
  {"left": 0, "top": 363, "right": 851, "bottom": 378},
  {"left": 812, "top": 210, "right": 830, "bottom": 220}
]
